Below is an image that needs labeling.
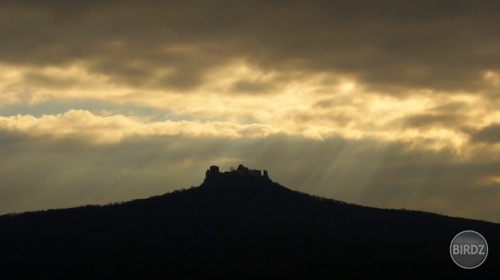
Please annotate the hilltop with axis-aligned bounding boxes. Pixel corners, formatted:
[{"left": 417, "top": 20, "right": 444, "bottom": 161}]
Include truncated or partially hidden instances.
[{"left": 0, "top": 165, "right": 499, "bottom": 279}]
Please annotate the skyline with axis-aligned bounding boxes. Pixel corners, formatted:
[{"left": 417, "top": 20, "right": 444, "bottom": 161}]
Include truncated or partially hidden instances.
[{"left": 0, "top": 1, "right": 499, "bottom": 222}]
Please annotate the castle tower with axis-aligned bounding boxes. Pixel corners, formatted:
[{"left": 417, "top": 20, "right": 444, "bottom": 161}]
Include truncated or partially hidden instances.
[
  {"left": 263, "top": 170, "right": 269, "bottom": 179},
  {"left": 204, "top": 165, "right": 220, "bottom": 185},
  {"left": 209, "top": 165, "right": 220, "bottom": 174}
]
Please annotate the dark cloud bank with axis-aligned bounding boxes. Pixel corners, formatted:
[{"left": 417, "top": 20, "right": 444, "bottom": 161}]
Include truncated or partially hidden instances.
[
  {"left": 472, "top": 123, "right": 500, "bottom": 144},
  {"left": 0, "top": 0, "right": 499, "bottom": 93}
]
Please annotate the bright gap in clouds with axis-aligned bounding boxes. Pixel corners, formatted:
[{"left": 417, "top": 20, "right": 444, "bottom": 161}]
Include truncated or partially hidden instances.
[{"left": 0, "top": 60, "right": 485, "bottom": 150}]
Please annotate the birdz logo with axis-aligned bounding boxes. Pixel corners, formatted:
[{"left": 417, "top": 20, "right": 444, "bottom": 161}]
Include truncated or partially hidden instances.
[{"left": 450, "top": 230, "right": 488, "bottom": 269}]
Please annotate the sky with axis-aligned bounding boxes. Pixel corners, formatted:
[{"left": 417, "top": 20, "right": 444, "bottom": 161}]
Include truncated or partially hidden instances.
[{"left": 0, "top": 0, "right": 499, "bottom": 222}]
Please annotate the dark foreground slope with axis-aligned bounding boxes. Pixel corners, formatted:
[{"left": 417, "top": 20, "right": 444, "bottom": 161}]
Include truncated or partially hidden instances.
[{"left": 1, "top": 175, "right": 499, "bottom": 279}]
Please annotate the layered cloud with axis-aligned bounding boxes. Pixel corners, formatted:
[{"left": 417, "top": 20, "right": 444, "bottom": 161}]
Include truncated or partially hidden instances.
[
  {"left": 1, "top": 0, "right": 499, "bottom": 93},
  {"left": 0, "top": 1, "right": 499, "bottom": 222}
]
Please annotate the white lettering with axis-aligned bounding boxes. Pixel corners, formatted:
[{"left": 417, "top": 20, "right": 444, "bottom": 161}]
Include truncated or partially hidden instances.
[
  {"left": 463, "top": 245, "right": 470, "bottom": 254},
  {"left": 453, "top": 244, "right": 486, "bottom": 255},
  {"left": 478, "top": 245, "right": 486, "bottom": 255},
  {"left": 470, "top": 245, "right": 478, "bottom": 254}
]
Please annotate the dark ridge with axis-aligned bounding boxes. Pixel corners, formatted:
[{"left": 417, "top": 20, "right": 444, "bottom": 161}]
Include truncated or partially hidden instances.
[{"left": 0, "top": 165, "right": 499, "bottom": 279}]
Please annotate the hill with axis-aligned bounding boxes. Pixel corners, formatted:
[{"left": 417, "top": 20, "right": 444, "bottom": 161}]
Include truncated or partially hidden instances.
[{"left": 1, "top": 165, "right": 499, "bottom": 279}]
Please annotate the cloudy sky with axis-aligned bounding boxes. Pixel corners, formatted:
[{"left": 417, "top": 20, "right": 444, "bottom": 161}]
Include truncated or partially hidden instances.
[{"left": 1, "top": 1, "right": 499, "bottom": 222}]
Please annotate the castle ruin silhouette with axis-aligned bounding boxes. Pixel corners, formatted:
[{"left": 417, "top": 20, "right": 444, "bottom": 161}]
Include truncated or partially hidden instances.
[{"left": 203, "top": 164, "right": 270, "bottom": 187}]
